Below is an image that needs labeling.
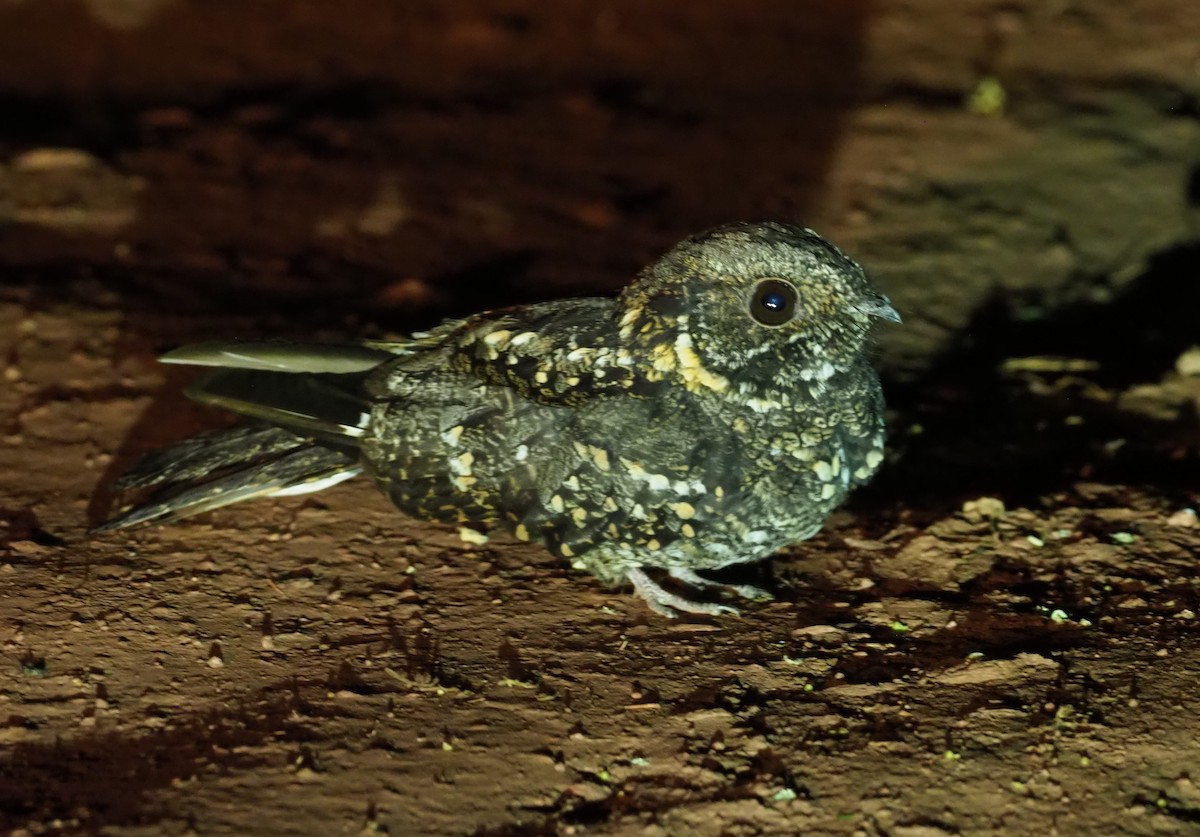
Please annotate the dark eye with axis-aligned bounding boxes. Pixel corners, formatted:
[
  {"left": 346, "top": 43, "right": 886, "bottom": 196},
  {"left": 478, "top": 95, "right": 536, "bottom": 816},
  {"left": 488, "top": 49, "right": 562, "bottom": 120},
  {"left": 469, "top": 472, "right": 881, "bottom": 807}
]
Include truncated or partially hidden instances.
[{"left": 748, "top": 279, "right": 799, "bottom": 326}]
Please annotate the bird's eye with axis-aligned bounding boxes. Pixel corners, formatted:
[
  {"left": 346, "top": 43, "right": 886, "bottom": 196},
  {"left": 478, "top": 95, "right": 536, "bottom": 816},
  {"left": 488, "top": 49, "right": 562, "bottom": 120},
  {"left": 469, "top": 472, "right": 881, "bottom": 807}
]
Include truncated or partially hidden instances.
[{"left": 748, "top": 279, "right": 799, "bottom": 326}]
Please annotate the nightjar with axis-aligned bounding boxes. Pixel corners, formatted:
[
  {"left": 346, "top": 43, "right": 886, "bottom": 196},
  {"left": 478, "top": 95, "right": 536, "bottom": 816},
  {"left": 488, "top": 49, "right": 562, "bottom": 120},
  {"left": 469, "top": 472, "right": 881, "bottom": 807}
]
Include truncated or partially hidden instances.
[{"left": 98, "top": 222, "right": 900, "bottom": 617}]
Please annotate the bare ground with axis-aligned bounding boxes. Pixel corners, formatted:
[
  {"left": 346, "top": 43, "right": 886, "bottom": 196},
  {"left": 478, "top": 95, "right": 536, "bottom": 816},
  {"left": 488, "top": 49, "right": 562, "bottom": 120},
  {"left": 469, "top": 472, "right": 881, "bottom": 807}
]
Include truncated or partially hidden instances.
[{"left": 2, "top": 1, "right": 1200, "bottom": 835}]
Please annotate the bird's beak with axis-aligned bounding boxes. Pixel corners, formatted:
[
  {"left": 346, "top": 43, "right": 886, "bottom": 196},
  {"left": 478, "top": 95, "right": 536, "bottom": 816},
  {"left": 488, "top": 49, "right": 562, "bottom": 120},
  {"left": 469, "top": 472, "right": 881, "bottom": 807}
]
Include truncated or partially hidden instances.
[{"left": 849, "top": 295, "right": 902, "bottom": 324}]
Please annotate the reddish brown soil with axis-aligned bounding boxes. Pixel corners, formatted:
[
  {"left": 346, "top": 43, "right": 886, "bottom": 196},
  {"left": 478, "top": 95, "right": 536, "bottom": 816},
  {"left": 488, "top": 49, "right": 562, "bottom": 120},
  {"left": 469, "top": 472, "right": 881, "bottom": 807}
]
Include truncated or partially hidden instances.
[{"left": 2, "top": 2, "right": 1200, "bottom": 835}]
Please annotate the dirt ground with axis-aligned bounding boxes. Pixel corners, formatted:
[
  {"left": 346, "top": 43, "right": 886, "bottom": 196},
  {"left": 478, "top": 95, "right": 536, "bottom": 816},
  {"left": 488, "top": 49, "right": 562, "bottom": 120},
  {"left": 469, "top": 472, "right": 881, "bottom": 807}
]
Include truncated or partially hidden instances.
[{"left": 2, "top": 1, "right": 1200, "bottom": 835}]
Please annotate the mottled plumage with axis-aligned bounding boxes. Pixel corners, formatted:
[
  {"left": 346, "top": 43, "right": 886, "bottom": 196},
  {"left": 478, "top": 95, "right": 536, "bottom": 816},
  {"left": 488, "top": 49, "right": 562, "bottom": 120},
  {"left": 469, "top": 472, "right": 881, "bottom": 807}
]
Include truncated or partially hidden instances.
[{"left": 98, "top": 222, "right": 899, "bottom": 616}]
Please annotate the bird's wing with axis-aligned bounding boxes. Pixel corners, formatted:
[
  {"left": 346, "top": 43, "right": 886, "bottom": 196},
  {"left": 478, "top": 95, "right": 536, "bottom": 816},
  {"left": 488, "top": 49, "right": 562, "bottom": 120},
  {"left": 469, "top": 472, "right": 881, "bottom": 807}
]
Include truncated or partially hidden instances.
[
  {"left": 369, "top": 298, "right": 666, "bottom": 407},
  {"left": 509, "top": 393, "right": 752, "bottom": 571}
]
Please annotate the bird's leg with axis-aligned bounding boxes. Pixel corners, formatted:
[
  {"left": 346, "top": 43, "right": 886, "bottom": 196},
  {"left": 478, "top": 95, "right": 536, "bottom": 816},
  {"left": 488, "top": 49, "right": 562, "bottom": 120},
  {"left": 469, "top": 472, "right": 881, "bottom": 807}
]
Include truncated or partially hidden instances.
[
  {"left": 626, "top": 567, "right": 739, "bottom": 618},
  {"left": 667, "top": 567, "right": 772, "bottom": 602}
]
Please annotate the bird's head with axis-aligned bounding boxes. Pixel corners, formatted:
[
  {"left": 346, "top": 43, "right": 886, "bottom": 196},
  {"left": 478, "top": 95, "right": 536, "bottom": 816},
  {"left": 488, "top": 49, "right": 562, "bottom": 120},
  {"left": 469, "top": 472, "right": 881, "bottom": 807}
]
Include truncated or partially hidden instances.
[{"left": 617, "top": 222, "right": 900, "bottom": 407}]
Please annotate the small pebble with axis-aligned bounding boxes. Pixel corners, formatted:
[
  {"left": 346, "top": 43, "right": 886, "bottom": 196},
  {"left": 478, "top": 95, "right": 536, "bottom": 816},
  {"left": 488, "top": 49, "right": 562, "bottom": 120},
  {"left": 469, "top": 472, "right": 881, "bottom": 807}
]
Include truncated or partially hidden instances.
[{"left": 1166, "top": 509, "right": 1197, "bottom": 528}]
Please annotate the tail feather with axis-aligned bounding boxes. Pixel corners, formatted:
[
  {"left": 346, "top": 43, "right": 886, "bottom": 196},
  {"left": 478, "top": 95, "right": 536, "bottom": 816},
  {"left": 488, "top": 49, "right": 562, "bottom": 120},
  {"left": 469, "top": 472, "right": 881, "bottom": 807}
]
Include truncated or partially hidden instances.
[
  {"left": 112, "top": 424, "right": 305, "bottom": 492},
  {"left": 96, "top": 440, "right": 360, "bottom": 532},
  {"left": 160, "top": 341, "right": 395, "bottom": 373},
  {"left": 96, "top": 340, "right": 385, "bottom": 533}
]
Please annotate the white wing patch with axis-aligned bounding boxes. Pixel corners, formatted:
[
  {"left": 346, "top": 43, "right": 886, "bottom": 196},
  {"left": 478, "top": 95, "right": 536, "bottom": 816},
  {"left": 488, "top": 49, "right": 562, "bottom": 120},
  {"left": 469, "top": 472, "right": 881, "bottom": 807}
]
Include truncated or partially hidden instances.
[{"left": 269, "top": 468, "right": 362, "bottom": 497}]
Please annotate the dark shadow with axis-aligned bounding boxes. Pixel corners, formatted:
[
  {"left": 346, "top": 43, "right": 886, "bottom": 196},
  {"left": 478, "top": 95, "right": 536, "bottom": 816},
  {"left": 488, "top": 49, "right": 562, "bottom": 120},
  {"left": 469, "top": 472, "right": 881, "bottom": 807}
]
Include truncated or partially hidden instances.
[
  {"left": 0, "top": 696, "right": 303, "bottom": 830},
  {"left": 855, "top": 240, "right": 1200, "bottom": 525},
  {"left": 0, "top": 0, "right": 875, "bottom": 339},
  {"left": 0, "top": 505, "right": 67, "bottom": 548}
]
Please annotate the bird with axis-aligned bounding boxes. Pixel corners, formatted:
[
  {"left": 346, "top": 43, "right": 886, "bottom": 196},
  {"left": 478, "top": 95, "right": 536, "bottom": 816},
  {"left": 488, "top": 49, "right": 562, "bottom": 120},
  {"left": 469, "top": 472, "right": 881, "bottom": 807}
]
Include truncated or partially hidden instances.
[{"left": 96, "top": 222, "right": 900, "bottom": 617}]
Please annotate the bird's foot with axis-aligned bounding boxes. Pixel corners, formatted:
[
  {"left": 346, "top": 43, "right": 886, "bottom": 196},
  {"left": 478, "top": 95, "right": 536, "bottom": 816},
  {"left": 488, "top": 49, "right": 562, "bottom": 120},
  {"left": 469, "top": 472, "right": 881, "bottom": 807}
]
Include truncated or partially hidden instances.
[
  {"left": 627, "top": 568, "right": 738, "bottom": 618},
  {"left": 626, "top": 566, "right": 771, "bottom": 618},
  {"left": 667, "top": 567, "right": 773, "bottom": 602}
]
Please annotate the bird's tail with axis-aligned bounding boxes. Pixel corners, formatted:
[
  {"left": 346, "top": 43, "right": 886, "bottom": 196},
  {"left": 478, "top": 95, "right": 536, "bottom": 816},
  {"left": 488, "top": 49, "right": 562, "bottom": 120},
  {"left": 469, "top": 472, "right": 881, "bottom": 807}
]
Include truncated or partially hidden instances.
[{"left": 95, "top": 341, "right": 397, "bottom": 532}]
